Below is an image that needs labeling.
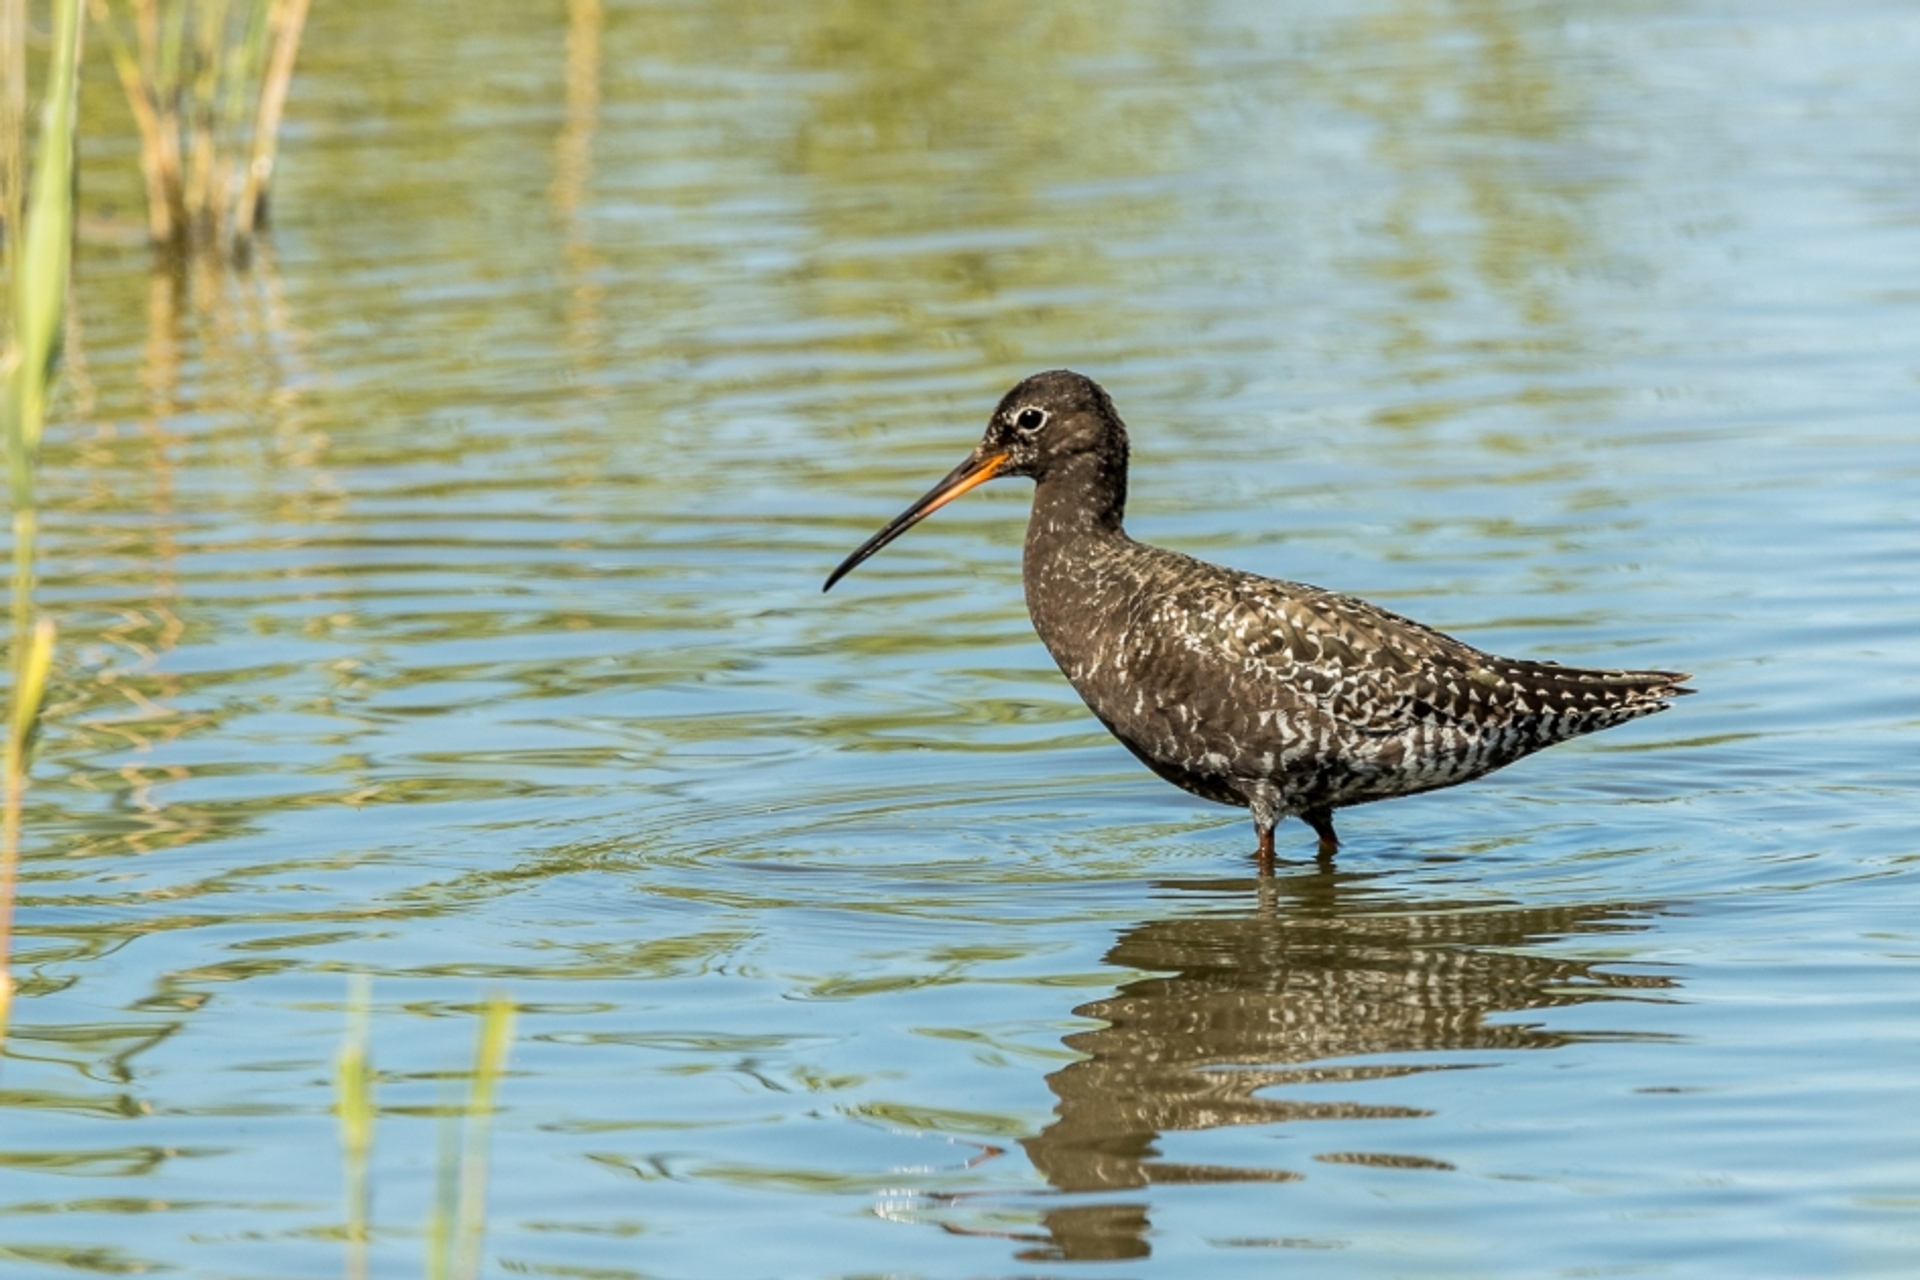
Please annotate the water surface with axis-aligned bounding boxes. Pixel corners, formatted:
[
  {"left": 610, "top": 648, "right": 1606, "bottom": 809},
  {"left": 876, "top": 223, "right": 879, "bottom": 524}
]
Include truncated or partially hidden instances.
[{"left": 6, "top": 0, "right": 1920, "bottom": 1275}]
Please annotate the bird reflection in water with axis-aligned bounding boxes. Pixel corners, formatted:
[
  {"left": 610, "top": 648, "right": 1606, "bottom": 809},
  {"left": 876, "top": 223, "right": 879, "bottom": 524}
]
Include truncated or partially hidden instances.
[{"left": 932, "top": 867, "right": 1673, "bottom": 1263}]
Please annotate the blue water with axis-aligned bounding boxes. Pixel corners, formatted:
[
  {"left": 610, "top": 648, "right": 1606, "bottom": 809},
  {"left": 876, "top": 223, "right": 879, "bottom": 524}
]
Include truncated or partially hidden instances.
[{"left": 6, "top": 0, "right": 1920, "bottom": 1275}]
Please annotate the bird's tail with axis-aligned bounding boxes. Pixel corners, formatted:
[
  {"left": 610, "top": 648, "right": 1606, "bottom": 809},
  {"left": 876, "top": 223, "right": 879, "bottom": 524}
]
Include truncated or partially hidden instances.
[{"left": 1490, "top": 659, "right": 1694, "bottom": 731}]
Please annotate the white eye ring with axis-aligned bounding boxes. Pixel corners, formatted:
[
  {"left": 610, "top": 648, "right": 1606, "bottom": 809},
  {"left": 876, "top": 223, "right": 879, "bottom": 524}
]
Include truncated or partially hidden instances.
[{"left": 1013, "top": 406, "right": 1048, "bottom": 433}]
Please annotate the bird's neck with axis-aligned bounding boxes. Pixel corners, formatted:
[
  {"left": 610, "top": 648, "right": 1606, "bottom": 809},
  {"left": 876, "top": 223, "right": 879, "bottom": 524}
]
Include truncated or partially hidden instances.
[
  {"left": 1022, "top": 449, "right": 1130, "bottom": 671},
  {"left": 1026, "top": 449, "right": 1128, "bottom": 547}
]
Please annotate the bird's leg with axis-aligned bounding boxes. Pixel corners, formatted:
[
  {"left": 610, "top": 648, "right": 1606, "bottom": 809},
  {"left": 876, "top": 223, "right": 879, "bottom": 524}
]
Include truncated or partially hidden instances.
[
  {"left": 1255, "top": 823, "right": 1276, "bottom": 877},
  {"left": 1302, "top": 807, "right": 1339, "bottom": 866},
  {"left": 1249, "top": 786, "right": 1281, "bottom": 878}
]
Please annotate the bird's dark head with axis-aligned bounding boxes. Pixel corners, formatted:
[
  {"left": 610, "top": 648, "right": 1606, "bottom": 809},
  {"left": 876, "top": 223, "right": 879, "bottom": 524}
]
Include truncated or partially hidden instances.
[
  {"left": 979, "top": 369, "right": 1129, "bottom": 481},
  {"left": 823, "top": 370, "right": 1128, "bottom": 592}
]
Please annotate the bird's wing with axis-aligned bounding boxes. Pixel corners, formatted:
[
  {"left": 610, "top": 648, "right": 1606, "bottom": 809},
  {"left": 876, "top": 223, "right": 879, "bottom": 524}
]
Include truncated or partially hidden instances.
[
  {"left": 1184, "top": 567, "right": 1687, "bottom": 737},
  {"left": 1167, "top": 567, "right": 1501, "bottom": 737}
]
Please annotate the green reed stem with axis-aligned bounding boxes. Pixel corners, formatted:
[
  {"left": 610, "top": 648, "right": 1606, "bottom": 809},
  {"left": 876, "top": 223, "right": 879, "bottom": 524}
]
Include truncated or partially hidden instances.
[
  {"left": 0, "top": 0, "right": 81, "bottom": 1044},
  {"left": 0, "top": 615, "right": 52, "bottom": 1034},
  {"left": 234, "top": 0, "right": 309, "bottom": 247},
  {"left": 6, "top": 0, "right": 81, "bottom": 469},
  {"left": 90, "top": 0, "right": 311, "bottom": 257},
  {"left": 1, "top": 0, "right": 25, "bottom": 290},
  {"left": 89, "top": 0, "right": 174, "bottom": 243}
]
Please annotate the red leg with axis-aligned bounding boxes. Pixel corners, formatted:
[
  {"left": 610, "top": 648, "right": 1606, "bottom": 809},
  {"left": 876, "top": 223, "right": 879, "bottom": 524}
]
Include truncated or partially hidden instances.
[{"left": 1304, "top": 807, "right": 1339, "bottom": 866}]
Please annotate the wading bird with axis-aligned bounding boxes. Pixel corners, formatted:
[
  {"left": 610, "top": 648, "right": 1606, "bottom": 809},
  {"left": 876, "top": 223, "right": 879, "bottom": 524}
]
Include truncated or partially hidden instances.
[{"left": 825, "top": 371, "right": 1690, "bottom": 871}]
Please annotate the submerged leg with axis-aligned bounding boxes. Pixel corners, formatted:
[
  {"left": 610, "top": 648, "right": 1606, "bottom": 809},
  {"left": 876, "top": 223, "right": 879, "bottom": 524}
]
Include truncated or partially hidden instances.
[
  {"left": 1254, "top": 822, "right": 1276, "bottom": 876},
  {"left": 1249, "top": 786, "right": 1281, "bottom": 878},
  {"left": 1301, "top": 807, "right": 1339, "bottom": 865}
]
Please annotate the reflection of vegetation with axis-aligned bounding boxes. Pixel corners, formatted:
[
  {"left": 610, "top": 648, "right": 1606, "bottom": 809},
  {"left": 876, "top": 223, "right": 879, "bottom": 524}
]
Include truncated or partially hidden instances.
[
  {"left": 551, "top": 0, "right": 605, "bottom": 378},
  {"left": 1319, "top": 0, "right": 1619, "bottom": 436},
  {"left": 775, "top": 2, "right": 1192, "bottom": 370},
  {"left": 336, "top": 975, "right": 374, "bottom": 1280},
  {"left": 1004, "top": 872, "right": 1673, "bottom": 1262},
  {"left": 88, "top": 0, "right": 312, "bottom": 256},
  {"left": 331, "top": 983, "right": 515, "bottom": 1280},
  {"left": 1, "top": 0, "right": 81, "bottom": 1041},
  {"left": 22, "top": 216, "right": 341, "bottom": 882},
  {"left": 429, "top": 992, "right": 514, "bottom": 1280},
  {"left": 34, "top": 259, "right": 303, "bottom": 874}
]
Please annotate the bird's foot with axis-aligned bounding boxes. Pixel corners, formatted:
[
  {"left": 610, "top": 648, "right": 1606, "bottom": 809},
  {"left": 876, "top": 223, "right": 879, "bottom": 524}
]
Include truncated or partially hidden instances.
[
  {"left": 1255, "top": 826, "right": 1277, "bottom": 878},
  {"left": 1304, "top": 808, "right": 1340, "bottom": 869}
]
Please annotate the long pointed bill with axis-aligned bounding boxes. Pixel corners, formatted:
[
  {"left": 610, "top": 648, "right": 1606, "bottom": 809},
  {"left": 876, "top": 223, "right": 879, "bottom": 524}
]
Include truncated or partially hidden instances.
[{"left": 823, "top": 449, "right": 1011, "bottom": 592}]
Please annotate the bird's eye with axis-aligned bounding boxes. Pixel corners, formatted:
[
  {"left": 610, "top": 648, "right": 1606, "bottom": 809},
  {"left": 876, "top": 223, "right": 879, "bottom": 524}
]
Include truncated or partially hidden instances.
[{"left": 1014, "top": 407, "right": 1048, "bottom": 433}]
